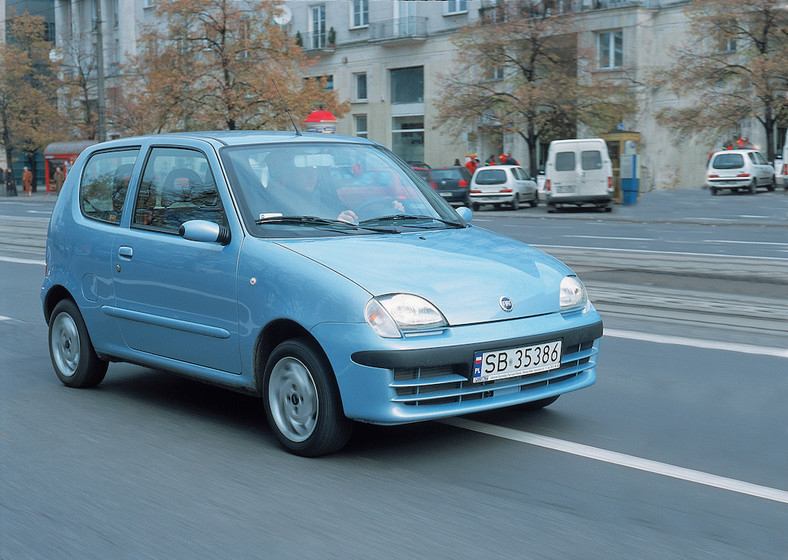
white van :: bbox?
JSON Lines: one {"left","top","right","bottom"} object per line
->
{"left": 777, "top": 130, "right": 788, "bottom": 191}
{"left": 544, "top": 138, "right": 613, "bottom": 211}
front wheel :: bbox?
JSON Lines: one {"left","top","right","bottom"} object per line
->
{"left": 263, "top": 338, "right": 352, "bottom": 457}
{"left": 48, "top": 299, "right": 108, "bottom": 388}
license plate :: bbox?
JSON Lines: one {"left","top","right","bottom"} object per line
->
{"left": 439, "top": 192, "right": 451, "bottom": 197}
{"left": 556, "top": 185, "right": 575, "bottom": 193}
{"left": 473, "top": 340, "right": 562, "bottom": 383}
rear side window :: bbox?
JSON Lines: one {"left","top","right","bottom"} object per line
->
{"left": 80, "top": 149, "right": 139, "bottom": 224}
{"left": 581, "top": 150, "right": 603, "bottom": 170}
{"left": 712, "top": 153, "right": 745, "bottom": 169}
{"left": 554, "top": 152, "right": 575, "bottom": 172}
{"left": 475, "top": 169, "right": 507, "bottom": 185}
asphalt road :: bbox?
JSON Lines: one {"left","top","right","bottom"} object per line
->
{"left": 1, "top": 190, "right": 787, "bottom": 559}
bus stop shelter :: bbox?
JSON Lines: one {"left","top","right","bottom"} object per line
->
{"left": 43, "top": 140, "right": 97, "bottom": 193}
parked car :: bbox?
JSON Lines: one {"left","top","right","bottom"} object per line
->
{"left": 544, "top": 138, "right": 613, "bottom": 211}
{"left": 42, "top": 131, "right": 602, "bottom": 457}
{"left": 469, "top": 165, "right": 538, "bottom": 210}
{"left": 706, "top": 149, "right": 775, "bottom": 195}
{"left": 413, "top": 166, "right": 472, "bottom": 206}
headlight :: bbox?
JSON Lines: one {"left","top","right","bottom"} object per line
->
{"left": 365, "top": 294, "right": 447, "bottom": 338}
{"left": 560, "top": 276, "right": 588, "bottom": 310}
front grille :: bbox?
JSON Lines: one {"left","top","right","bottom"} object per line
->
{"left": 390, "top": 340, "right": 596, "bottom": 406}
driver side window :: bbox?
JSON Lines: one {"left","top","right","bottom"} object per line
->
{"left": 133, "top": 147, "right": 226, "bottom": 233}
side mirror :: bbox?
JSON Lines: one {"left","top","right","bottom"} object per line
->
{"left": 179, "top": 220, "right": 231, "bottom": 245}
{"left": 455, "top": 206, "right": 473, "bottom": 223}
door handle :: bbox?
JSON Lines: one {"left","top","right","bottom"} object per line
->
{"left": 118, "top": 246, "right": 133, "bottom": 259}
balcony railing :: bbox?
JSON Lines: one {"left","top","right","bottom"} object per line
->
{"left": 369, "top": 17, "right": 427, "bottom": 43}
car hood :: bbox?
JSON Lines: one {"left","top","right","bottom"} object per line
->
{"left": 274, "top": 227, "right": 573, "bottom": 326}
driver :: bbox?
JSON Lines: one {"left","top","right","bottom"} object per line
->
{"left": 268, "top": 156, "right": 358, "bottom": 223}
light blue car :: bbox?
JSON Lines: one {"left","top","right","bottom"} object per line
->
{"left": 42, "top": 131, "right": 602, "bottom": 456}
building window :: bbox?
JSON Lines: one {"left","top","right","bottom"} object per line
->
{"left": 719, "top": 38, "right": 737, "bottom": 53}
{"left": 354, "top": 73, "right": 367, "bottom": 102}
{"left": 355, "top": 115, "right": 368, "bottom": 138}
{"left": 392, "top": 116, "right": 424, "bottom": 165}
{"left": 352, "top": 0, "right": 369, "bottom": 28}
{"left": 391, "top": 67, "right": 424, "bottom": 105}
{"left": 598, "top": 30, "right": 623, "bottom": 69}
{"left": 310, "top": 5, "right": 326, "bottom": 49}
{"left": 446, "top": 0, "right": 467, "bottom": 15}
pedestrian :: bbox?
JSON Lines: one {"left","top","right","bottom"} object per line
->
{"left": 22, "top": 166, "right": 33, "bottom": 197}
{"left": 485, "top": 154, "right": 496, "bottom": 166}
{"left": 453, "top": 158, "right": 461, "bottom": 166}
{"left": 504, "top": 153, "right": 518, "bottom": 165}
{"left": 5, "top": 168, "right": 18, "bottom": 197}
{"left": 53, "top": 165, "right": 65, "bottom": 194}
{"left": 742, "top": 137, "right": 754, "bottom": 149}
{"left": 465, "top": 157, "right": 478, "bottom": 175}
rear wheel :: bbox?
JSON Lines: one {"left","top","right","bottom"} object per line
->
{"left": 710, "top": 187, "right": 717, "bottom": 195}
{"left": 511, "top": 194, "right": 520, "bottom": 210}
{"left": 263, "top": 338, "right": 352, "bottom": 457}
{"left": 48, "top": 299, "right": 108, "bottom": 388}
{"left": 749, "top": 180, "right": 757, "bottom": 194}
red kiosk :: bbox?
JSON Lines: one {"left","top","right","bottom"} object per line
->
{"left": 43, "top": 140, "right": 98, "bottom": 193}
{"left": 304, "top": 110, "right": 337, "bottom": 134}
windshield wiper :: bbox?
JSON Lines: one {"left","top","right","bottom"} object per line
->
{"left": 358, "top": 214, "right": 465, "bottom": 229}
{"left": 255, "top": 215, "right": 394, "bottom": 233}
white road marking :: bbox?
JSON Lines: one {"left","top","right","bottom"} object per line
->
{"left": 442, "top": 417, "right": 788, "bottom": 505}
{"left": 0, "top": 315, "right": 12, "bottom": 322}
{"left": 605, "top": 328, "right": 788, "bottom": 359}
{"left": 0, "top": 256, "right": 45, "bottom": 266}
{"left": 703, "top": 239, "right": 788, "bottom": 247}
{"left": 533, "top": 244, "right": 788, "bottom": 262}
{"left": 565, "top": 235, "right": 654, "bottom": 241}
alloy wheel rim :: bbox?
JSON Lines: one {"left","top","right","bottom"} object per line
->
{"left": 51, "top": 312, "right": 80, "bottom": 377}
{"left": 268, "top": 357, "right": 318, "bottom": 443}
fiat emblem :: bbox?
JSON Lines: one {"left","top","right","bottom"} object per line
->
{"left": 499, "top": 297, "right": 513, "bottom": 312}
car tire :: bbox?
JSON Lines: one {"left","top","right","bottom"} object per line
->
{"left": 519, "top": 395, "right": 560, "bottom": 410}
{"left": 48, "top": 299, "right": 108, "bottom": 388}
{"left": 471, "top": 202, "right": 480, "bottom": 211}
{"left": 511, "top": 194, "right": 519, "bottom": 210}
{"left": 263, "top": 338, "right": 352, "bottom": 457}
{"left": 710, "top": 187, "right": 717, "bottom": 196}
{"left": 768, "top": 178, "right": 776, "bottom": 192}
{"left": 749, "top": 180, "right": 757, "bottom": 194}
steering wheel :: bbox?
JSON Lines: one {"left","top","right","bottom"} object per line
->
{"left": 353, "top": 197, "right": 406, "bottom": 220}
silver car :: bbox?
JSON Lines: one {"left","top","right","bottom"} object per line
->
{"left": 706, "top": 149, "right": 775, "bottom": 195}
{"left": 469, "top": 165, "right": 538, "bottom": 210}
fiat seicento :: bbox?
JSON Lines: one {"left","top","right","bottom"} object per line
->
{"left": 42, "top": 132, "right": 603, "bottom": 456}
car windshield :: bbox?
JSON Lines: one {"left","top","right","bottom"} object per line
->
{"left": 431, "top": 168, "right": 462, "bottom": 180}
{"left": 221, "top": 142, "right": 464, "bottom": 237}
{"left": 712, "top": 153, "right": 745, "bottom": 169}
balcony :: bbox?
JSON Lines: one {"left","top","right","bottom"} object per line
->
{"left": 369, "top": 17, "right": 427, "bottom": 45}
{"left": 302, "top": 31, "right": 334, "bottom": 53}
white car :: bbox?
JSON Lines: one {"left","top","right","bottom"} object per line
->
{"left": 706, "top": 149, "right": 775, "bottom": 195}
{"left": 469, "top": 165, "right": 538, "bottom": 210}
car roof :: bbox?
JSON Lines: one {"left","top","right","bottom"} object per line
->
{"left": 712, "top": 149, "right": 759, "bottom": 155}
{"left": 475, "top": 165, "right": 519, "bottom": 170}
{"left": 85, "top": 131, "right": 377, "bottom": 150}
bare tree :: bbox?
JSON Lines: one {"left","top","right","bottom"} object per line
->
{"left": 436, "top": 1, "right": 633, "bottom": 172}
{"left": 652, "top": 0, "right": 788, "bottom": 160}
{"left": 118, "top": 0, "right": 348, "bottom": 134}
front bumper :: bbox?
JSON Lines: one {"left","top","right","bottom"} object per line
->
{"left": 312, "top": 308, "right": 603, "bottom": 425}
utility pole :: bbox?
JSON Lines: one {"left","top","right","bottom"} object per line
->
{"left": 95, "top": 0, "right": 107, "bottom": 142}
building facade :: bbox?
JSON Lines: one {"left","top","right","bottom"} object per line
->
{"left": 49, "top": 0, "right": 786, "bottom": 191}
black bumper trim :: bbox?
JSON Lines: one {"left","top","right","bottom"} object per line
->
{"left": 352, "top": 320, "right": 603, "bottom": 369}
